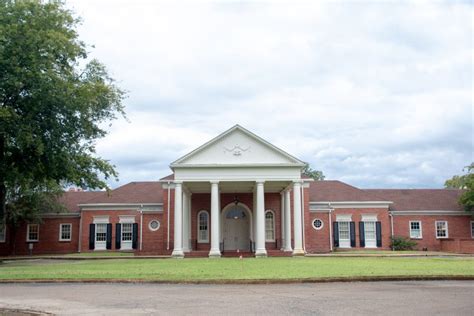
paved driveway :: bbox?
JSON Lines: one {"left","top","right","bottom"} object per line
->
{"left": 0, "top": 281, "right": 472, "bottom": 315}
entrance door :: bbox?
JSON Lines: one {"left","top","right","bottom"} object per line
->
{"left": 338, "top": 221, "right": 351, "bottom": 248}
{"left": 223, "top": 206, "right": 250, "bottom": 251}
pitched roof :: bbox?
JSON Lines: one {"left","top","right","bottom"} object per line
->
{"left": 365, "top": 189, "right": 464, "bottom": 211}
{"left": 308, "top": 180, "right": 387, "bottom": 202}
{"left": 85, "top": 181, "right": 163, "bottom": 204}
{"left": 57, "top": 191, "right": 105, "bottom": 213}
{"left": 160, "top": 174, "right": 174, "bottom": 181}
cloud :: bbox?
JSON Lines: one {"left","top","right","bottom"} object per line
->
{"left": 66, "top": 0, "right": 472, "bottom": 189}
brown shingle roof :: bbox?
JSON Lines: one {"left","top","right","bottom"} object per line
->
{"left": 57, "top": 191, "right": 105, "bottom": 213}
{"left": 365, "top": 189, "right": 464, "bottom": 211}
{"left": 308, "top": 180, "right": 386, "bottom": 202}
{"left": 160, "top": 174, "right": 174, "bottom": 181}
{"left": 85, "top": 181, "right": 163, "bottom": 204}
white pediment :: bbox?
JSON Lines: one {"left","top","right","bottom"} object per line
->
{"left": 171, "top": 125, "right": 305, "bottom": 168}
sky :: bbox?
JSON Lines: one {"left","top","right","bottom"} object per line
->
{"left": 66, "top": 0, "right": 473, "bottom": 189}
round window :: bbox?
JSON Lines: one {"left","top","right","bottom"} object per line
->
{"left": 312, "top": 219, "right": 323, "bottom": 230}
{"left": 149, "top": 220, "right": 160, "bottom": 231}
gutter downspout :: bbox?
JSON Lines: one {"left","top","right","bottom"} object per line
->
{"left": 167, "top": 181, "right": 171, "bottom": 251}
{"left": 78, "top": 209, "right": 83, "bottom": 253}
{"left": 329, "top": 203, "right": 333, "bottom": 252}
{"left": 389, "top": 212, "right": 394, "bottom": 251}
{"left": 140, "top": 205, "right": 143, "bottom": 251}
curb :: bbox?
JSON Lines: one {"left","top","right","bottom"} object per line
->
{"left": 0, "top": 275, "right": 473, "bottom": 285}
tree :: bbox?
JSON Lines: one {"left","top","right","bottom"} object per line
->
{"left": 445, "top": 163, "right": 474, "bottom": 214}
{"left": 302, "top": 163, "right": 325, "bottom": 180}
{"left": 0, "top": 1, "right": 125, "bottom": 224}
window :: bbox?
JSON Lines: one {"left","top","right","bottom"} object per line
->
{"left": 95, "top": 223, "right": 107, "bottom": 242}
{"left": 197, "top": 211, "right": 209, "bottom": 243}
{"left": 59, "top": 224, "right": 72, "bottom": 241}
{"left": 27, "top": 224, "right": 39, "bottom": 242}
{"left": 470, "top": 221, "right": 474, "bottom": 239}
{"left": 435, "top": 221, "right": 448, "bottom": 238}
{"left": 265, "top": 211, "right": 275, "bottom": 241}
{"left": 121, "top": 223, "right": 133, "bottom": 242}
{"left": 364, "top": 221, "right": 376, "bottom": 240}
{"left": 312, "top": 219, "right": 323, "bottom": 230}
{"left": 148, "top": 220, "right": 160, "bottom": 231}
{"left": 0, "top": 223, "right": 5, "bottom": 242}
{"left": 338, "top": 221, "right": 350, "bottom": 240}
{"left": 409, "top": 221, "right": 422, "bottom": 239}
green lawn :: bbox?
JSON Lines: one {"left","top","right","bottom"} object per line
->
{"left": 0, "top": 257, "right": 473, "bottom": 281}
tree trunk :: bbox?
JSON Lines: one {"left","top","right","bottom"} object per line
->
{"left": 0, "top": 132, "right": 5, "bottom": 220}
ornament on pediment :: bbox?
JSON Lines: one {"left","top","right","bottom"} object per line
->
{"left": 223, "top": 144, "right": 250, "bottom": 156}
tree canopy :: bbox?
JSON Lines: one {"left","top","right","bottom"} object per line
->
{"left": 302, "top": 163, "right": 325, "bottom": 181}
{"left": 0, "top": 0, "right": 125, "bottom": 223}
{"left": 445, "top": 162, "right": 473, "bottom": 214}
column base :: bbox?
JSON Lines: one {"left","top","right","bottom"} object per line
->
{"left": 208, "top": 249, "right": 221, "bottom": 258}
{"left": 171, "top": 249, "right": 185, "bottom": 258}
{"left": 292, "top": 248, "right": 305, "bottom": 256}
{"left": 255, "top": 249, "right": 267, "bottom": 257}
{"left": 283, "top": 247, "right": 293, "bottom": 252}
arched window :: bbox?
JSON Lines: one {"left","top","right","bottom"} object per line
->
{"left": 197, "top": 210, "right": 209, "bottom": 243}
{"left": 265, "top": 210, "right": 275, "bottom": 242}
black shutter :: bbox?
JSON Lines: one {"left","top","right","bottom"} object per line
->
{"left": 376, "top": 221, "right": 382, "bottom": 247}
{"left": 115, "top": 223, "right": 121, "bottom": 250}
{"left": 350, "top": 222, "right": 356, "bottom": 247}
{"left": 106, "top": 223, "right": 112, "bottom": 250}
{"left": 359, "top": 222, "right": 365, "bottom": 248}
{"left": 333, "top": 222, "right": 339, "bottom": 247}
{"left": 132, "top": 223, "right": 138, "bottom": 249}
{"left": 89, "top": 224, "right": 95, "bottom": 250}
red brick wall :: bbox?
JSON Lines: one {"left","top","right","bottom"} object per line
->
{"left": 440, "top": 238, "right": 474, "bottom": 254}
{"left": 4, "top": 218, "right": 80, "bottom": 255}
{"left": 140, "top": 213, "right": 168, "bottom": 254}
{"left": 392, "top": 215, "right": 473, "bottom": 251}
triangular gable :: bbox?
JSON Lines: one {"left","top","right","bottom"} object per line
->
{"left": 171, "top": 125, "right": 305, "bottom": 167}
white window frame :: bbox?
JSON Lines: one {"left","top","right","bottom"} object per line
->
{"left": 265, "top": 210, "right": 275, "bottom": 242}
{"left": 59, "top": 223, "right": 72, "bottom": 241}
{"left": 337, "top": 220, "right": 351, "bottom": 248}
{"left": 470, "top": 221, "right": 474, "bottom": 239}
{"left": 409, "top": 221, "right": 422, "bottom": 239}
{"left": 0, "top": 223, "right": 5, "bottom": 243}
{"left": 26, "top": 224, "right": 39, "bottom": 242}
{"left": 435, "top": 221, "right": 448, "bottom": 239}
{"left": 197, "top": 210, "right": 209, "bottom": 243}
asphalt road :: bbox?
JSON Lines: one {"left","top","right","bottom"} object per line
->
{"left": 0, "top": 281, "right": 472, "bottom": 315}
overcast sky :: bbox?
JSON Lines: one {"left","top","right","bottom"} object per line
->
{"left": 67, "top": 0, "right": 472, "bottom": 189}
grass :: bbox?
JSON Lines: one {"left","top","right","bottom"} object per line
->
{"left": 0, "top": 257, "right": 473, "bottom": 281}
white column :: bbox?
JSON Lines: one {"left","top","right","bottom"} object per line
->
{"left": 172, "top": 181, "right": 184, "bottom": 258}
{"left": 252, "top": 187, "right": 257, "bottom": 250}
{"left": 284, "top": 189, "right": 292, "bottom": 251}
{"left": 209, "top": 181, "right": 221, "bottom": 258}
{"left": 280, "top": 192, "right": 285, "bottom": 250}
{"left": 182, "top": 190, "right": 190, "bottom": 252}
{"left": 292, "top": 181, "right": 304, "bottom": 256}
{"left": 255, "top": 180, "right": 267, "bottom": 257}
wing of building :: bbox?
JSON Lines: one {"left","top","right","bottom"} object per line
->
{"left": 1, "top": 125, "right": 472, "bottom": 256}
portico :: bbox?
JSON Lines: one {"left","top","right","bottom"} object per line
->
{"left": 166, "top": 125, "right": 310, "bottom": 258}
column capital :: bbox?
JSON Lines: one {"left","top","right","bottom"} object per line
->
{"left": 255, "top": 180, "right": 265, "bottom": 185}
{"left": 210, "top": 180, "right": 219, "bottom": 185}
{"left": 292, "top": 180, "right": 303, "bottom": 185}
{"left": 174, "top": 180, "right": 183, "bottom": 185}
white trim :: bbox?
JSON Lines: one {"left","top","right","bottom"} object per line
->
{"left": 265, "top": 210, "right": 276, "bottom": 242}
{"left": 435, "top": 221, "right": 449, "bottom": 239}
{"left": 26, "top": 224, "right": 39, "bottom": 242}
{"left": 93, "top": 216, "right": 109, "bottom": 224}
{"left": 471, "top": 221, "right": 474, "bottom": 239}
{"left": 80, "top": 204, "right": 163, "bottom": 211}
{"left": 409, "top": 220, "right": 423, "bottom": 239}
{"left": 148, "top": 219, "right": 160, "bottom": 231}
{"left": 310, "top": 201, "right": 392, "bottom": 209}
{"left": 197, "top": 210, "right": 209, "bottom": 243}
{"left": 335, "top": 214, "right": 352, "bottom": 222}
{"left": 361, "top": 214, "right": 378, "bottom": 222}
{"left": 58, "top": 223, "right": 72, "bottom": 241}
{"left": 170, "top": 125, "right": 306, "bottom": 168}
{"left": 391, "top": 210, "right": 468, "bottom": 216}
{"left": 312, "top": 218, "right": 324, "bottom": 230}
{"left": 119, "top": 215, "right": 135, "bottom": 224}
{"left": 40, "top": 213, "right": 80, "bottom": 218}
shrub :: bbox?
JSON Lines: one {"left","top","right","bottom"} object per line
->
{"left": 390, "top": 236, "right": 418, "bottom": 251}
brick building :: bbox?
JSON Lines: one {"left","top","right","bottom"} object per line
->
{"left": 0, "top": 125, "right": 473, "bottom": 256}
